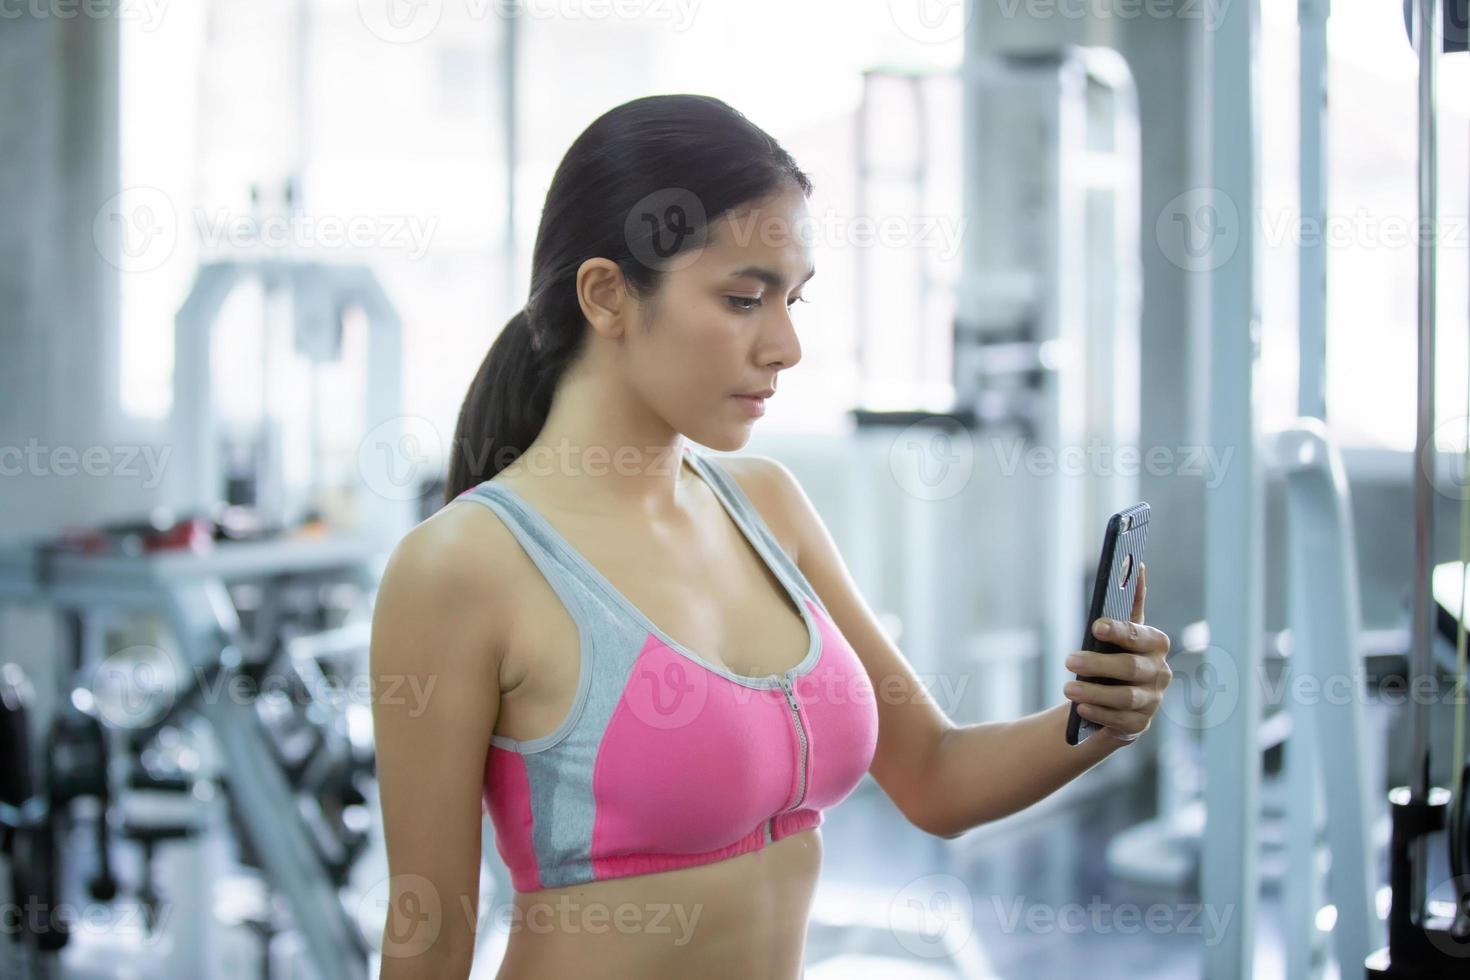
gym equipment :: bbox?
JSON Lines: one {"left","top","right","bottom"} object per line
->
{"left": 0, "top": 247, "right": 410, "bottom": 979}
{"left": 1273, "top": 423, "right": 1378, "bottom": 978}
{"left": 1364, "top": 0, "right": 1470, "bottom": 975}
{"left": 0, "top": 663, "right": 56, "bottom": 974}
{"left": 0, "top": 528, "right": 389, "bottom": 980}
{"left": 117, "top": 721, "right": 206, "bottom": 937}
{"left": 0, "top": 668, "right": 123, "bottom": 974}
{"left": 170, "top": 255, "right": 413, "bottom": 548}
{"left": 1199, "top": 3, "right": 1265, "bottom": 975}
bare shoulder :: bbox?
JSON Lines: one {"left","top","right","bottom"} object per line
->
{"left": 388, "top": 499, "right": 515, "bottom": 598}
{"left": 373, "top": 495, "right": 525, "bottom": 675}
{"left": 710, "top": 453, "right": 809, "bottom": 562}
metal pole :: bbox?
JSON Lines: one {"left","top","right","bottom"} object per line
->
{"left": 1409, "top": 0, "right": 1441, "bottom": 803}
{"left": 1204, "top": 0, "right": 1264, "bottom": 976}
{"left": 1299, "top": 0, "right": 1328, "bottom": 423}
{"left": 1407, "top": 0, "right": 1442, "bottom": 924}
{"left": 1284, "top": 6, "right": 1329, "bottom": 975}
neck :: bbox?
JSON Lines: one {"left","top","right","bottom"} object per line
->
{"left": 504, "top": 365, "right": 695, "bottom": 519}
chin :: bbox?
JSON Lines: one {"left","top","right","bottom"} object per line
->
{"left": 687, "top": 424, "right": 753, "bottom": 454}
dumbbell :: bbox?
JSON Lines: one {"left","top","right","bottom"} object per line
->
{"left": 48, "top": 699, "right": 118, "bottom": 902}
{"left": 0, "top": 663, "right": 66, "bottom": 954}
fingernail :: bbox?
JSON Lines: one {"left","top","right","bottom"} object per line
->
{"left": 1094, "top": 620, "right": 1111, "bottom": 637}
{"left": 1066, "top": 655, "right": 1082, "bottom": 670}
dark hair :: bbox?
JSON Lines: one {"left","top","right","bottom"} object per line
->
{"left": 444, "top": 94, "right": 812, "bottom": 503}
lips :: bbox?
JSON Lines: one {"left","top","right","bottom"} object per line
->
{"left": 733, "top": 393, "right": 768, "bottom": 416}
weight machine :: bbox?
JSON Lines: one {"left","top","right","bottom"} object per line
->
{"left": 0, "top": 252, "right": 412, "bottom": 979}
{"left": 1364, "top": 1, "right": 1470, "bottom": 975}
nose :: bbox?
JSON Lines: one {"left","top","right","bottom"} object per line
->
{"left": 762, "top": 307, "right": 802, "bottom": 372}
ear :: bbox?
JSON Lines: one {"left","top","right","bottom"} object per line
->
{"left": 576, "top": 258, "right": 628, "bottom": 339}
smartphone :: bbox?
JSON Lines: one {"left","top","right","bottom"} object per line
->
{"left": 1066, "top": 502, "right": 1151, "bottom": 746}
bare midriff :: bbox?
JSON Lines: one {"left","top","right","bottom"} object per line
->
{"left": 492, "top": 827, "right": 821, "bottom": 979}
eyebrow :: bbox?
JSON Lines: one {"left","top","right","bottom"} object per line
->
{"left": 727, "top": 265, "right": 816, "bottom": 290}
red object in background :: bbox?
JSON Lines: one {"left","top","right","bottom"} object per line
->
{"left": 52, "top": 514, "right": 217, "bottom": 557}
{"left": 52, "top": 528, "right": 113, "bottom": 555}
{"left": 143, "top": 517, "right": 214, "bottom": 554}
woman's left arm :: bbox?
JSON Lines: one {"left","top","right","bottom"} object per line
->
{"left": 754, "top": 457, "right": 1172, "bottom": 840}
{"left": 920, "top": 567, "right": 1172, "bottom": 838}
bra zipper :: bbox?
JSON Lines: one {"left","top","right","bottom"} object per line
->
{"left": 767, "top": 672, "right": 809, "bottom": 845}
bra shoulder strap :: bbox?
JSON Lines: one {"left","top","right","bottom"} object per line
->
{"left": 687, "top": 450, "right": 831, "bottom": 619}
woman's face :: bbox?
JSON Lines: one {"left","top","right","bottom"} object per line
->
{"left": 622, "top": 185, "right": 815, "bottom": 453}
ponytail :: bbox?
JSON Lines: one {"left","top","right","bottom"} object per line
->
{"left": 444, "top": 309, "right": 559, "bottom": 502}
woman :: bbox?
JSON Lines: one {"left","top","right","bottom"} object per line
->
{"left": 369, "top": 93, "right": 1173, "bottom": 979}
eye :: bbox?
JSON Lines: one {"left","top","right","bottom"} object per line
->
{"left": 726, "top": 295, "right": 810, "bottom": 312}
{"left": 727, "top": 295, "right": 761, "bottom": 312}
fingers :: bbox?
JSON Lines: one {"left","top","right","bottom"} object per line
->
{"left": 1089, "top": 618, "right": 1168, "bottom": 656}
{"left": 1075, "top": 702, "right": 1150, "bottom": 738}
{"left": 1130, "top": 562, "right": 1147, "bottom": 625}
{"left": 1068, "top": 649, "right": 1156, "bottom": 684}
{"left": 1066, "top": 678, "right": 1154, "bottom": 712}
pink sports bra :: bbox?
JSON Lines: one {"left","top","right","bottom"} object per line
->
{"left": 454, "top": 447, "right": 879, "bottom": 892}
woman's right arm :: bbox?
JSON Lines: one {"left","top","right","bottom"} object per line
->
{"left": 370, "top": 509, "right": 507, "bottom": 979}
